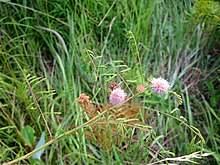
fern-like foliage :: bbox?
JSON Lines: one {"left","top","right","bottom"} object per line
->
{"left": 78, "top": 93, "right": 150, "bottom": 150}
{"left": 0, "top": 73, "right": 55, "bottom": 136}
{"left": 170, "top": 91, "right": 183, "bottom": 105}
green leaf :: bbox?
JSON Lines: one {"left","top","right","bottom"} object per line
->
{"left": 21, "top": 125, "right": 36, "bottom": 145}
{"left": 180, "top": 116, "right": 187, "bottom": 122}
{"left": 170, "top": 108, "right": 179, "bottom": 114}
{"left": 151, "top": 135, "right": 164, "bottom": 146}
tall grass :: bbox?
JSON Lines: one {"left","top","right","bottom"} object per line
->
{"left": 0, "top": 0, "right": 219, "bottom": 164}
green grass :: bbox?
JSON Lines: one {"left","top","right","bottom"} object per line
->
{"left": 0, "top": 0, "right": 220, "bottom": 164}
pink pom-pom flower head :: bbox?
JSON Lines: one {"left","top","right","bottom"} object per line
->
{"left": 109, "top": 88, "right": 127, "bottom": 105}
{"left": 136, "top": 84, "right": 146, "bottom": 93}
{"left": 150, "top": 77, "right": 170, "bottom": 94}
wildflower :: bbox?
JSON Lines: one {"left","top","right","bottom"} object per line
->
{"left": 136, "top": 84, "right": 146, "bottom": 93}
{"left": 109, "top": 82, "right": 119, "bottom": 90}
{"left": 109, "top": 88, "right": 127, "bottom": 105}
{"left": 78, "top": 93, "right": 96, "bottom": 117}
{"left": 78, "top": 93, "right": 91, "bottom": 104}
{"left": 150, "top": 77, "right": 170, "bottom": 94}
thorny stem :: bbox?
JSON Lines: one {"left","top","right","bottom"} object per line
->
{"left": 110, "top": 59, "right": 134, "bottom": 96}
{"left": 3, "top": 139, "right": 56, "bottom": 165}
{"left": 127, "top": 30, "right": 144, "bottom": 84}
{"left": 13, "top": 57, "right": 53, "bottom": 139}
{"left": 4, "top": 91, "right": 138, "bottom": 164}
{"left": 146, "top": 107, "right": 205, "bottom": 147}
{"left": 3, "top": 106, "right": 113, "bottom": 165}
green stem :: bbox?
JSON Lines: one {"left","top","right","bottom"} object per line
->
{"left": 127, "top": 30, "right": 144, "bottom": 84}
{"left": 4, "top": 108, "right": 109, "bottom": 165}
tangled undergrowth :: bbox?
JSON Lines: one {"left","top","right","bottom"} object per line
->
{"left": 1, "top": 0, "right": 219, "bottom": 164}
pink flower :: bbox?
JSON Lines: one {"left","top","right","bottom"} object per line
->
{"left": 109, "top": 88, "right": 127, "bottom": 105}
{"left": 150, "top": 77, "right": 170, "bottom": 94}
{"left": 136, "top": 85, "right": 145, "bottom": 93}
